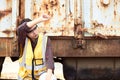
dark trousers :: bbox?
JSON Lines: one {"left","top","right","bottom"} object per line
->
{"left": 0, "top": 57, "right": 5, "bottom": 76}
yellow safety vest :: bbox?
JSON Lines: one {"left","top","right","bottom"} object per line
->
{"left": 18, "top": 34, "right": 48, "bottom": 80}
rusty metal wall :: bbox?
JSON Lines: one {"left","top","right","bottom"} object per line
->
{"left": 0, "top": 0, "right": 18, "bottom": 56}
{"left": 0, "top": 0, "right": 120, "bottom": 56}
{"left": 51, "top": 36, "right": 120, "bottom": 57}
{"left": 23, "top": 0, "right": 120, "bottom": 37}
{"left": 83, "top": 0, "right": 120, "bottom": 36}
{"left": 25, "top": 0, "right": 75, "bottom": 36}
{"left": 0, "top": 0, "right": 18, "bottom": 37}
{"left": 0, "top": 0, "right": 13, "bottom": 37}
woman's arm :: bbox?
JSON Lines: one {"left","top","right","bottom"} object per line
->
{"left": 45, "top": 38, "right": 55, "bottom": 80}
{"left": 26, "top": 14, "right": 50, "bottom": 28}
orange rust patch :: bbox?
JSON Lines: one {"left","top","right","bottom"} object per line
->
{"left": 2, "top": 29, "right": 11, "bottom": 35}
{"left": 0, "top": 9, "right": 12, "bottom": 20}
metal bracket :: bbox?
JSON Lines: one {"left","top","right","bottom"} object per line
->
{"left": 72, "top": 38, "right": 86, "bottom": 49}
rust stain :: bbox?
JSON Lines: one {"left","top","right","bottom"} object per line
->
{"left": 100, "top": 0, "right": 110, "bottom": 7}
{"left": 62, "top": 4, "right": 64, "bottom": 7}
{"left": 19, "top": 0, "right": 25, "bottom": 21}
{"left": 33, "top": 12, "right": 38, "bottom": 16}
{"left": 0, "top": 9, "right": 12, "bottom": 20}
{"left": 113, "top": 0, "right": 117, "bottom": 18}
{"left": 38, "top": 0, "right": 59, "bottom": 16}
{"left": 44, "top": 4, "right": 49, "bottom": 10}
{"left": 85, "top": 20, "right": 120, "bottom": 36}
{"left": 74, "top": 17, "right": 85, "bottom": 38}
{"left": 2, "top": 29, "right": 11, "bottom": 35}
{"left": 50, "top": 0, "right": 58, "bottom": 7}
{"left": 114, "top": 10, "right": 116, "bottom": 17}
{"left": 32, "top": 0, "right": 73, "bottom": 36}
{"left": 6, "top": 0, "right": 11, "bottom": 3}
{"left": 92, "top": 20, "right": 104, "bottom": 28}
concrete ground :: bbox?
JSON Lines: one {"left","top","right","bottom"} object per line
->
{"left": 0, "top": 57, "right": 65, "bottom": 80}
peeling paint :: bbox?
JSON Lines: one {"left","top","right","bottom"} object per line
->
{"left": 100, "top": 0, "right": 110, "bottom": 7}
{"left": 0, "top": 9, "right": 12, "bottom": 20}
{"left": 2, "top": 29, "right": 11, "bottom": 35}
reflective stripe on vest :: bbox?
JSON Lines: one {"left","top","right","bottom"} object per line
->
{"left": 18, "top": 34, "right": 48, "bottom": 79}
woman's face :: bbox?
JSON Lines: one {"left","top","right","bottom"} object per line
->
{"left": 27, "top": 25, "right": 39, "bottom": 40}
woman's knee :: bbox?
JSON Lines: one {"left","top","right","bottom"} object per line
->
{"left": 39, "top": 72, "right": 57, "bottom": 80}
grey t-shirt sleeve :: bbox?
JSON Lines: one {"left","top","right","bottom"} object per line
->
{"left": 17, "top": 22, "right": 31, "bottom": 35}
{"left": 17, "top": 22, "right": 33, "bottom": 42}
{"left": 17, "top": 22, "right": 31, "bottom": 53}
{"left": 45, "top": 38, "right": 54, "bottom": 70}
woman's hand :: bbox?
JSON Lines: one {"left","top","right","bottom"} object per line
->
{"left": 37, "top": 13, "right": 51, "bottom": 22}
{"left": 45, "top": 69, "right": 53, "bottom": 80}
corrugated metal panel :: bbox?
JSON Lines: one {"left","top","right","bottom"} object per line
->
{"left": 0, "top": 0, "right": 18, "bottom": 37}
{"left": 0, "top": 0, "right": 18, "bottom": 56}
{"left": 25, "top": 0, "right": 76, "bottom": 36}
{"left": 24, "top": 0, "right": 120, "bottom": 37}
{"left": 84, "top": 0, "right": 120, "bottom": 36}
{"left": 0, "top": 0, "right": 13, "bottom": 37}
{"left": 1, "top": 0, "right": 120, "bottom": 37}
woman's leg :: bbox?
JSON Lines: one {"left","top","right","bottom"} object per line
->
{"left": 0, "top": 57, "right": 5, "bottom": 77}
